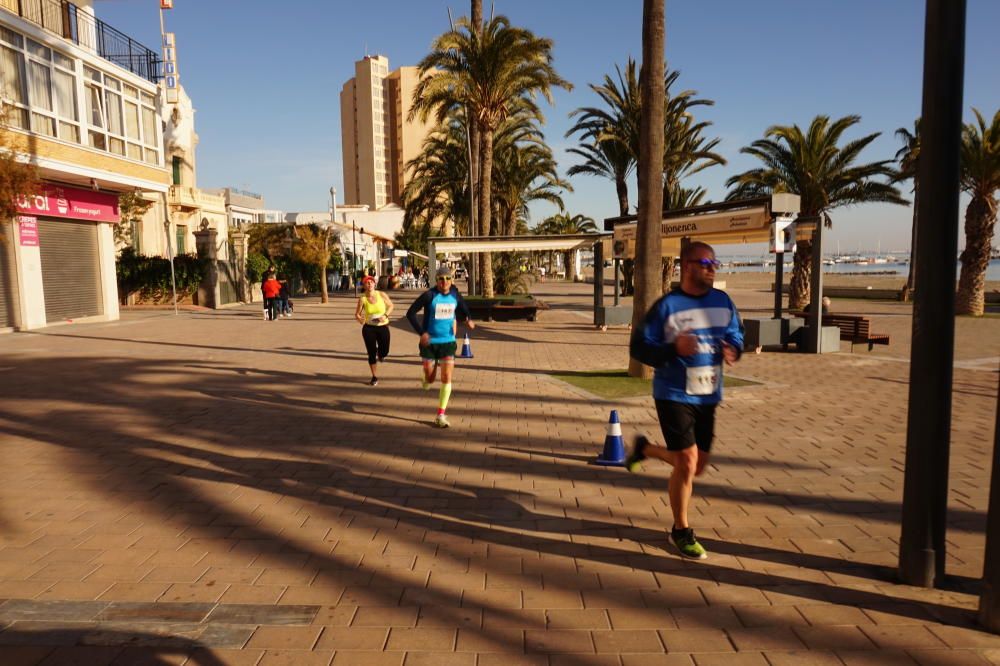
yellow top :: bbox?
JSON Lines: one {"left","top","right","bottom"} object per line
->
{"left": 359, "top": 291, "right": 388, "bottom": 325}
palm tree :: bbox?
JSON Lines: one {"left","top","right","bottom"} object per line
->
{"left": 491, "top": 105, "right": 568, "bottom": 238}
{"left": 566, "top": 60, "right": 641, "bottom": 217}
{"left": 537, "top": 213, "right": 597, "bottom": 282}
{"left": 631, "top": 0, "right": 666, "bottom": 379}
{"left": 726, "top": 115, "right": 905, "bottom": 309}
{"left": 567, "top": 58, "right": 723, "bottom": 299}
{"left": 956, "top": 108, "right": 1000, "bottom": 316}
{"left": 413, "top": 15, "right": 571, "bottom": 298}
{"left": 400, "top": 111, "right": 472, "bottom": 252}
{"left": 894, "top": 120, "right": 920, "bottom": 301}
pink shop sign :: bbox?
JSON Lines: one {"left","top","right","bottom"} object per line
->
{"left": 17, "top": 216, "right": 38, "bottom": 246}
{"left": 15, "top": 184, "right": 120, "bottom": 223}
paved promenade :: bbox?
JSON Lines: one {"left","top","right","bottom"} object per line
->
{"left": 0, "top": 281, "right": 997, "bottom": 665}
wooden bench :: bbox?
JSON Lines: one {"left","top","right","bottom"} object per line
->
{"left": 792, "top": 311, "right": 890, "bottom": 351}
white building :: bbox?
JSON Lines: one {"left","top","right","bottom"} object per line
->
{"left": 0, "top": 0, "right": 169, "bottom": 331}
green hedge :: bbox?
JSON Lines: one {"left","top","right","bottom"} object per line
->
{"left": 116, "top": 248, "right": 206, "bottom": 303}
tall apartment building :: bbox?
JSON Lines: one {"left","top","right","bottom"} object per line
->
{"left": 0, "top": 0, "right": 170, "bottom": 331}
{"left": 339, "top": 55, "right": 433, "bottom": 209}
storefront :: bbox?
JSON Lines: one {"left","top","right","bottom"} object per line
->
{"left": 5, "top": 183, "right": 121, "bottom": 330}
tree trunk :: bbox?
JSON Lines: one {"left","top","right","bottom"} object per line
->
{"left": 660, "top": 255, "right": 675, "bottom": 292}
{"left": 789, "top": 237, "right": 813, "bottom": 310}
{"left": 479, "top": 127, "right": 495, "bottom": 298}
{"left": 566, "top": 250, "right": 577, "bottom": 282}
{"left": 901, "top": 187, "right": 919, "bottom": 302}
{"left": 616, "top": 175, "right": 629, "bottom": 216}
{"left": 956, "top": 195, "right": 998, "bottom": 316}
{"left": 622, "top": 259, "right": 635, "bottom": 295}
{"left": 629, "top": 0, "right": 665, "bottom": 380}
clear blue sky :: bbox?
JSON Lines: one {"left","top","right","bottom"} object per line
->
{"left": 94, "top": 0, "right": 999, "bottom": 253}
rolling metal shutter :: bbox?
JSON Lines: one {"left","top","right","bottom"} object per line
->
{"left": 0, "top": 231, "right": 16, "bottom": 328}
{"left": 38, "top": 219, "right": 103, "bottom": 323}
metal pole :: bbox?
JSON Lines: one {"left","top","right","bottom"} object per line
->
{"left": 593, "top": 240, "right": 604, "bottom": 326}
{"left": 613, "top": 258, "right": 620, "bottom": 307}
{"left": 774, "top": 251, "right": 784, "bottom": 319}
{"left": 808, "top": 217, "right": 824, "bottom": 353}
{"left": 980, "top": 384, "right": 1000, "bottom": 632}
{"left": 352, "top": 221, "right": 358, "bottom": 297}
{"left": 162, "top": 193, "right": 178, "bottom": 316}
{"left": 898, "top": 0, "right": 966, "bottom": 588}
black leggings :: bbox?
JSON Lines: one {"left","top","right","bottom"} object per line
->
{"left": 361, "top": 324, "right": 390, "bottom": 365}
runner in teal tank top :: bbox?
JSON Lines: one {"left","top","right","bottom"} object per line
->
{"left": 405, "top": 266, "right": 475, "bottom": 428}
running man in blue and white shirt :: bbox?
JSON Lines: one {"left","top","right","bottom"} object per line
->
{"left": 406, "top": 266, "right": 474, "bottom": 428}
{"left": 626, "top": 241, "right": 744, "bottom": 560}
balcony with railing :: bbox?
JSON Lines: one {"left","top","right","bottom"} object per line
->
{"left": 0, "top": 0, "right": 160, "bottom": 83}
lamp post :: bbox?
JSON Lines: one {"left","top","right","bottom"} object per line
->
{"left": 352, "top": 221, "right": 358, "bottom": 297}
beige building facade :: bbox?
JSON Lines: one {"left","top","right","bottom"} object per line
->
{"left": 339, "top": 55, "right": 433, "bottom": 209}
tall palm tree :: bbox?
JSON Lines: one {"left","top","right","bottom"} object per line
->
{"left": 567, "top": 58, "right": 723, "bottom": 299}
{"left": 412, "top": 15, "right": 571, "bottom": 298}
{"left": 956, "top": 108, "right": 1000, "bottom": 316}
{"left": 894, "top": 120, "right": 921, "bottom": 301}
{"left": 631, "top": 0, "right": 666, "bottom": 379}
{"left": 401, "top": 111, "right": 472, "bottom": 251}
{"left": 566, "top": 60, "right": 641, "bottom": 217}
{"left": 726, "top": 115, "right": 905, "bottom": 309}
{"left": 537, "top": 212, "right": 597, "bottom": 282}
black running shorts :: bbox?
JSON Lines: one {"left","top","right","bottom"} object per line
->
{"left": 420, "top": 341, "right": 457, "bottom": 361}
{"left": 655, "top": 400, "right": 718, "bottom": 452}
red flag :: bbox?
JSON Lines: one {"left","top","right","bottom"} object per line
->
{"left": 161, "top": 0, "right": 173, "bottom": 8}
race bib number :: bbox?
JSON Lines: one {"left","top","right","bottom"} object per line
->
{"left": 435, "top": 302, "right": 456, "bottom": 320}
{"left": 686, "top": 365, "right": 721, "bottom": 396}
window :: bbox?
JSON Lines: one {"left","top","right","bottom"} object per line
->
{"left": 172, "top": 155, "right": 181, "bottom": 185}
{"left": 82, "top": 64, "right": 160, "bottom": 164}
{"left": 0, "top": 45, "right": 28, "bottom": 128}
{"left": 175, "top": 225, "right": 186, "bottom": 254}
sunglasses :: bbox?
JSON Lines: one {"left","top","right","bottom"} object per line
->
{"left": 688, "top": 258, "right": 721, "bottom": 269}
{"left": 437, "top": 276, "right": 452, "bottom": 282}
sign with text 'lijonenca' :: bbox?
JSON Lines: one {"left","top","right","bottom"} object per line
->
{"left": 15, "top": 185, "right": 120, "bottom": 223}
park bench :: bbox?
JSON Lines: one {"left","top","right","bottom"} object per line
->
{"left": 792, "top": 312, "right": 890, "bottom": 352}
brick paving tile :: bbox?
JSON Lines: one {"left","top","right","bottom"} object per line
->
{"left": 909, "top": 649, "right": 994, "bottom": 665}
{"left": 244, "top": 626, "right": 323, "bottom": 650}
{"left": 547, "top": 656, "right": 621, "bottom": 666}
{"left": 482, "top": 609, "right": 545, "bottom": 629}
{"left": 383, "top": 627, "right": 456, "bottom": 651}
{"left": 796, "top": 604, "right": 874, "bottom": 625}
{"left": 157, "top": 584, "right": 228, "bottom": 604}
{"left": 453, "top": 627, "right": 522, "bottom": 652}
{"left": 793, "top": 625, "right": 877, "bottom": 651}
{"left": 217, "top": 585, "right": 286, "bottom": 605}
{"left": 927, "top": 626, "right": 1000, "bottom": 649}
{"left": 689, "top": 653, "right": 771, "bottom": 666}
{"left": 730, "top": 605, "right": 807, "bottom": 628}
{"left": 544, "top": 609, "right": 610, "bottom": 629}
{"left": 329, "top": 653, "right": 403, "bottom": 666}
{"left": 836, "top": 649, "right": 919, "bottom": 665}
{"left": 197, "top": 624, "right": 256, "bottom": 649}
{"left": 401, "top": 652, "right": 475, "bottom": 666}
{"left": 669, "top": 606, "right": 742, "bottom": 629}
{"left": 524, "top": 629, "right": 595, "bottom": 653}
{"left": 255, "top": 649, "right": 333, "bottom": 665}
{"left": 859, "top": 625, "right": 949, "bottom": 649}
{"left": 657, "top": 628, "right": 733, "bottom": 653}
{"left": 606, "top": 608, "right": 675, "bottom": 630}
{"left": 727, "top": 626, "right": 806, "bottom": 651}
{"left": 35, "top": 645, "right": 124, "bottom": 664}
{"left": 313, "top": 627, "right": 388, "bottom": 651}
{"left": 186, "top": 649, "right": 265, "bottom": 665}
{"left": 351, "top": 606, "right": 419, "bottom": 627}
{"left": 592, "top": 628, "right": 663, "bottom": 653}
{"left": 96, "top": 583, "right": 171, "bottom": 603}
{"left": 415, "top": 606, "right": 481, "bottom": 628}
{"left": 0, "top": 646, "right": 56, "bottom": 666}
{"left": 475, "top": 654, "right": 547, "bottom": 666}
{"left": 760, "top": 650, "right": 843, "bottom": 666}
{"left": 111, "top": 647, "right": 190, "bottom": 664}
